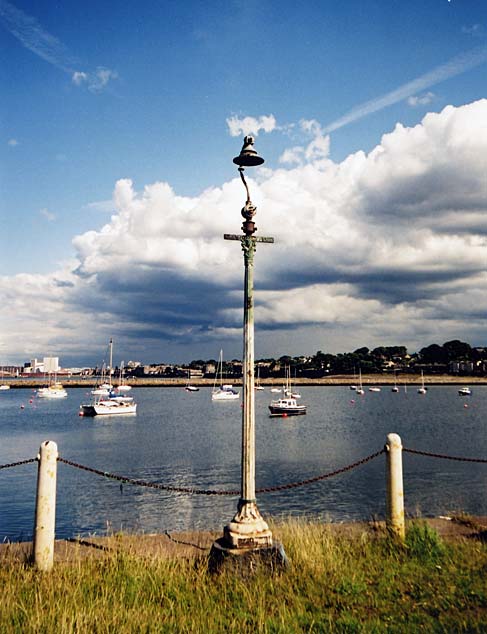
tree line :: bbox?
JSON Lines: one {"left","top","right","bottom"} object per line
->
{"left": 128, "top": 339, "right": 487, "bottom": 378}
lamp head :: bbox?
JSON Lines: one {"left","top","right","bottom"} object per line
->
{"left": 233, "top": 135, "right": 265, "bottom": 167}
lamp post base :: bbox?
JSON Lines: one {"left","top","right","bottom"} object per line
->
{"left": 223, "top": 499, "right": 273, "bottom": 549}
{"left": 208, "top": 538, "right": 288, "bottom": 575}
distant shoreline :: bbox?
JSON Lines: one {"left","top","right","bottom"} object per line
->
{"left": 3, "top": 374, "right": 486, "bottom": 388}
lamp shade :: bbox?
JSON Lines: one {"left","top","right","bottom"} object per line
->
{"left": 233, "top": 135, "right": 265, "bottom": 167}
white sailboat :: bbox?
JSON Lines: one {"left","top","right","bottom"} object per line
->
{"left": 37, "top": 372, "right": 68, "bottom": 398}
{"left": 0, "top": 368, "right": 10, "bottom": 390}
{"left": 80, "top": 338, "right": 137, "bottom": 416}
{"left": 417, "top": 370, "right": 427, "bottom": 395}
{"left": 283, "top": 366, "right": 301, "bottom": 398}
{"left": 185, "top": 369, "right": 199, "bottom": 392}
{"left": 391, "top": 371, "right": 399, "bottom": 393}
{"left": 255, "top": 365, "right": 265, "bottom": 391}
{"left": 355, "top": 370, "right": 365, "bottom": 395}
{"left": 212, "top": 350, "right": 239, "bottom": 401}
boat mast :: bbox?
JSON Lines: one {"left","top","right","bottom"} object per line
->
{"left": 109, "top": 338, "right": 113, "bottom": 385}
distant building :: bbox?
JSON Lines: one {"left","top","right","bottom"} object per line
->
{"left": 43, "top": 357, "right": 60, "bottom": 373}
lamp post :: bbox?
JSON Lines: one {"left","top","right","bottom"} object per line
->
{"left": 209, "top": 137, "right": 286, "bottom": 570}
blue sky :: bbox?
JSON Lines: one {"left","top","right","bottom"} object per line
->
{"left": 1, "top": 0, "right": 487, "bottom": 366}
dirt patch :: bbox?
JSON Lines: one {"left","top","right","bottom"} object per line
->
{"left": 2, "top": 517, "right": 487, "bottom": 565}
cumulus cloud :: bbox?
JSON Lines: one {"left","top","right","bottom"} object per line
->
{"left": 7, "top": 138, "right": 18, "bottom": 146}
{"left": 226, "top": 114, "right": 277, "bottom": 137}
{"left": 279, "top": 119, "right": 330, "bottom": 165}
{"left": 2, "top": 100, "right": 487, "bottom": 364}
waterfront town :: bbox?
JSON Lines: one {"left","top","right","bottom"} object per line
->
{"left": 2, "top": 339, "right": 486, "bottom": 381}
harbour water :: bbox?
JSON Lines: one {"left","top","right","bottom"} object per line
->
{"left": 1, "top": 385, "right": 487, "bottom": 541}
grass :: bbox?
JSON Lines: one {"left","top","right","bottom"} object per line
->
{"left": 1, "top": 520, "right": 487, "bottom": 633}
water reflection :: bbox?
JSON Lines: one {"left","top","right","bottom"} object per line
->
{"left": 1, "top": 385, "right": 487, "bottom": 540}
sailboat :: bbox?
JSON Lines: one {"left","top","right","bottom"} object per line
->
{"left": 391, "top": 371, "right": 399, "bottom": 393}
{"left": 417, "top": 370, "right": 427, "bottom": 395}
{"left": 255, "top": 365, "right": 265, "bottom": 391}
{"left": 37, "top": 372, "right": 68, "bottom": 398}
{"left": 355, "top": 369, "right": 365, "bottom": 395}
{"left": 185, "top": 369, "right": 199, "bottom": 392}
{"left": 0, "top": 367, "right": 10, "bottom": 390}
{"left": 283, "top": 366, "right": 301, "bottom": 398}
{"left": 212, "top": 350, "right": 239, "bottom": 401}
{"left": 80, "top": 338, "right": 137, "bottom": 416}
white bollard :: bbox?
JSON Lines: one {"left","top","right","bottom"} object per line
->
{"left": 33, "top": 440, "right": 58, "bottom": 571}
{"left": 385, "top": 433, "right": 405, "bottom": 540}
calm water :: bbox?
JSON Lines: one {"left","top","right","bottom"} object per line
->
{"left": 1, "top": 385, "right": 487, "bottom": 541}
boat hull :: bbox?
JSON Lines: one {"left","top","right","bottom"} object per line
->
{"left": 268, "top": 405, "right": 307, "bottom": 417}
{"left": 212, "top": 390, "right": 239, "bottom": 401}
{"left": 80, "top": 401, "right": 137, "bottom": 416}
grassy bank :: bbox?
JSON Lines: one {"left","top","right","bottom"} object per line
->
{"left": 2, "top": 521, "right": 487, "bottom": 632}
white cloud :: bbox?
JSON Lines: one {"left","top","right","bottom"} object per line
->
{"left": 2, "top": 100, "right": 487, "bottom": 364}
{"left": 407, "top": 92, "right": 435, "bottom": 107}
{"left": 0, "top": 1, "right": 118, "bottom": 92}
{"left": 226, "top": 114, "right": 277, "bottom": 137}
{"left": 40, "top": 208, "right": 56, "bottom": 221}
{"left": 7, "top": 138, "right": 18, "bottom": 146}
{"left": 72, "top": 71, "right": 88, "bottom": 85}
{"left": 279, "top": 119, "right": 330, "bottom": 165}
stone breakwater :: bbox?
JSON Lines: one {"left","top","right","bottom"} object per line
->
{"left": 3, "top": 375, "right": 486, "bottom": 388}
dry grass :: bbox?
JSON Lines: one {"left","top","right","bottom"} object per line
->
{"left": 1, "top": 520, "right": 487, "bottom": 632}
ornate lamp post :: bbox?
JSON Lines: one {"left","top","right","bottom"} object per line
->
{"left": 210, "top": 137, "right": 285, "bottom": 570}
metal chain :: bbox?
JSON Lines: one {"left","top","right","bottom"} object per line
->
{"left": 57, "top": 457, "right": 241, "bottom": 496}
{"left": 58, "top": 450, "right": 385, "bottom": 496}
{"left": 256, "top": 449, "right": 385, "bottom": 493}
{"left": 0, "top": 458, "right": 37, "bottom": 470}
{"left": 403, "top": 447, "right": 487, "bottom": 463}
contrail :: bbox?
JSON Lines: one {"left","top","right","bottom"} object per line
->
{"left": 0, "top": 0, "right": 77, "bottom": 73}
{"left": 324, "top": 45, "right": 487, "bottom": 133}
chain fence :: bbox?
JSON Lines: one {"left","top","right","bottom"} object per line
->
{"left": 403, "top": 447, "right": 487, "bottom": 463}
{"left": 56, "top": 450, "right": 385, "bottom": 496}
{"left": 0, "top": 458, "right": 37, "bottom": 470}
{"left": 2, "top": 446, "right": 487, "bottom": 497}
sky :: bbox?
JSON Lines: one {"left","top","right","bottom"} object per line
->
{"left": 1, "top": 0, "right": 487, "bottom": 367}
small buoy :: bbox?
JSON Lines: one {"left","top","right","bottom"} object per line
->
{"left": 79, "top": 411, "right": 84, "bottom": 416}
{"left": 29, "top": 399, "right": 33, "bottom": 403}
{"left": 282, "top": 413, "right": 288, "bottom": 418}
{"left": 20, "top": 404, "right": 25, "bottom": 409}
{"left": 350, "top": 399, "right": 355, "bottom": 404}
{"left": 464, "top": 403, "right": 468, "bottom": 409}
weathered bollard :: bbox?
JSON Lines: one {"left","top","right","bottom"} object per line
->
{"left": 385, "top": 433, "right": 405, "bottom": 540}
{"left": 33, "top": 440, "right": 58, "bottom": 571}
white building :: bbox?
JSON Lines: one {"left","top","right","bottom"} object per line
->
{"left": 43, "top": 357, "right": 60, "bottom": 373}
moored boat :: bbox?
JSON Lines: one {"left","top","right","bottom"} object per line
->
{"left": 37, "top": 380, "right": 67, "bottom": 399}
{"left": 212, "top": 350, "right": 239, "bottom": 401}
{"left": 458, "top": 387, "right": 472, "bottom": 396}
{"left": 269, "top": 397, "right": 307, "bottom": 417}
{"left": 80, "top": 396, "right": 137, "bottom": 416}
{"left": 80, "top": 338, "right": 137, "bottom": 416}
{"left": 185, "top": 369, "right": 200, "bottom": 392}
{"left": 418, "top": 370, "right": 427, "bottom": 395}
